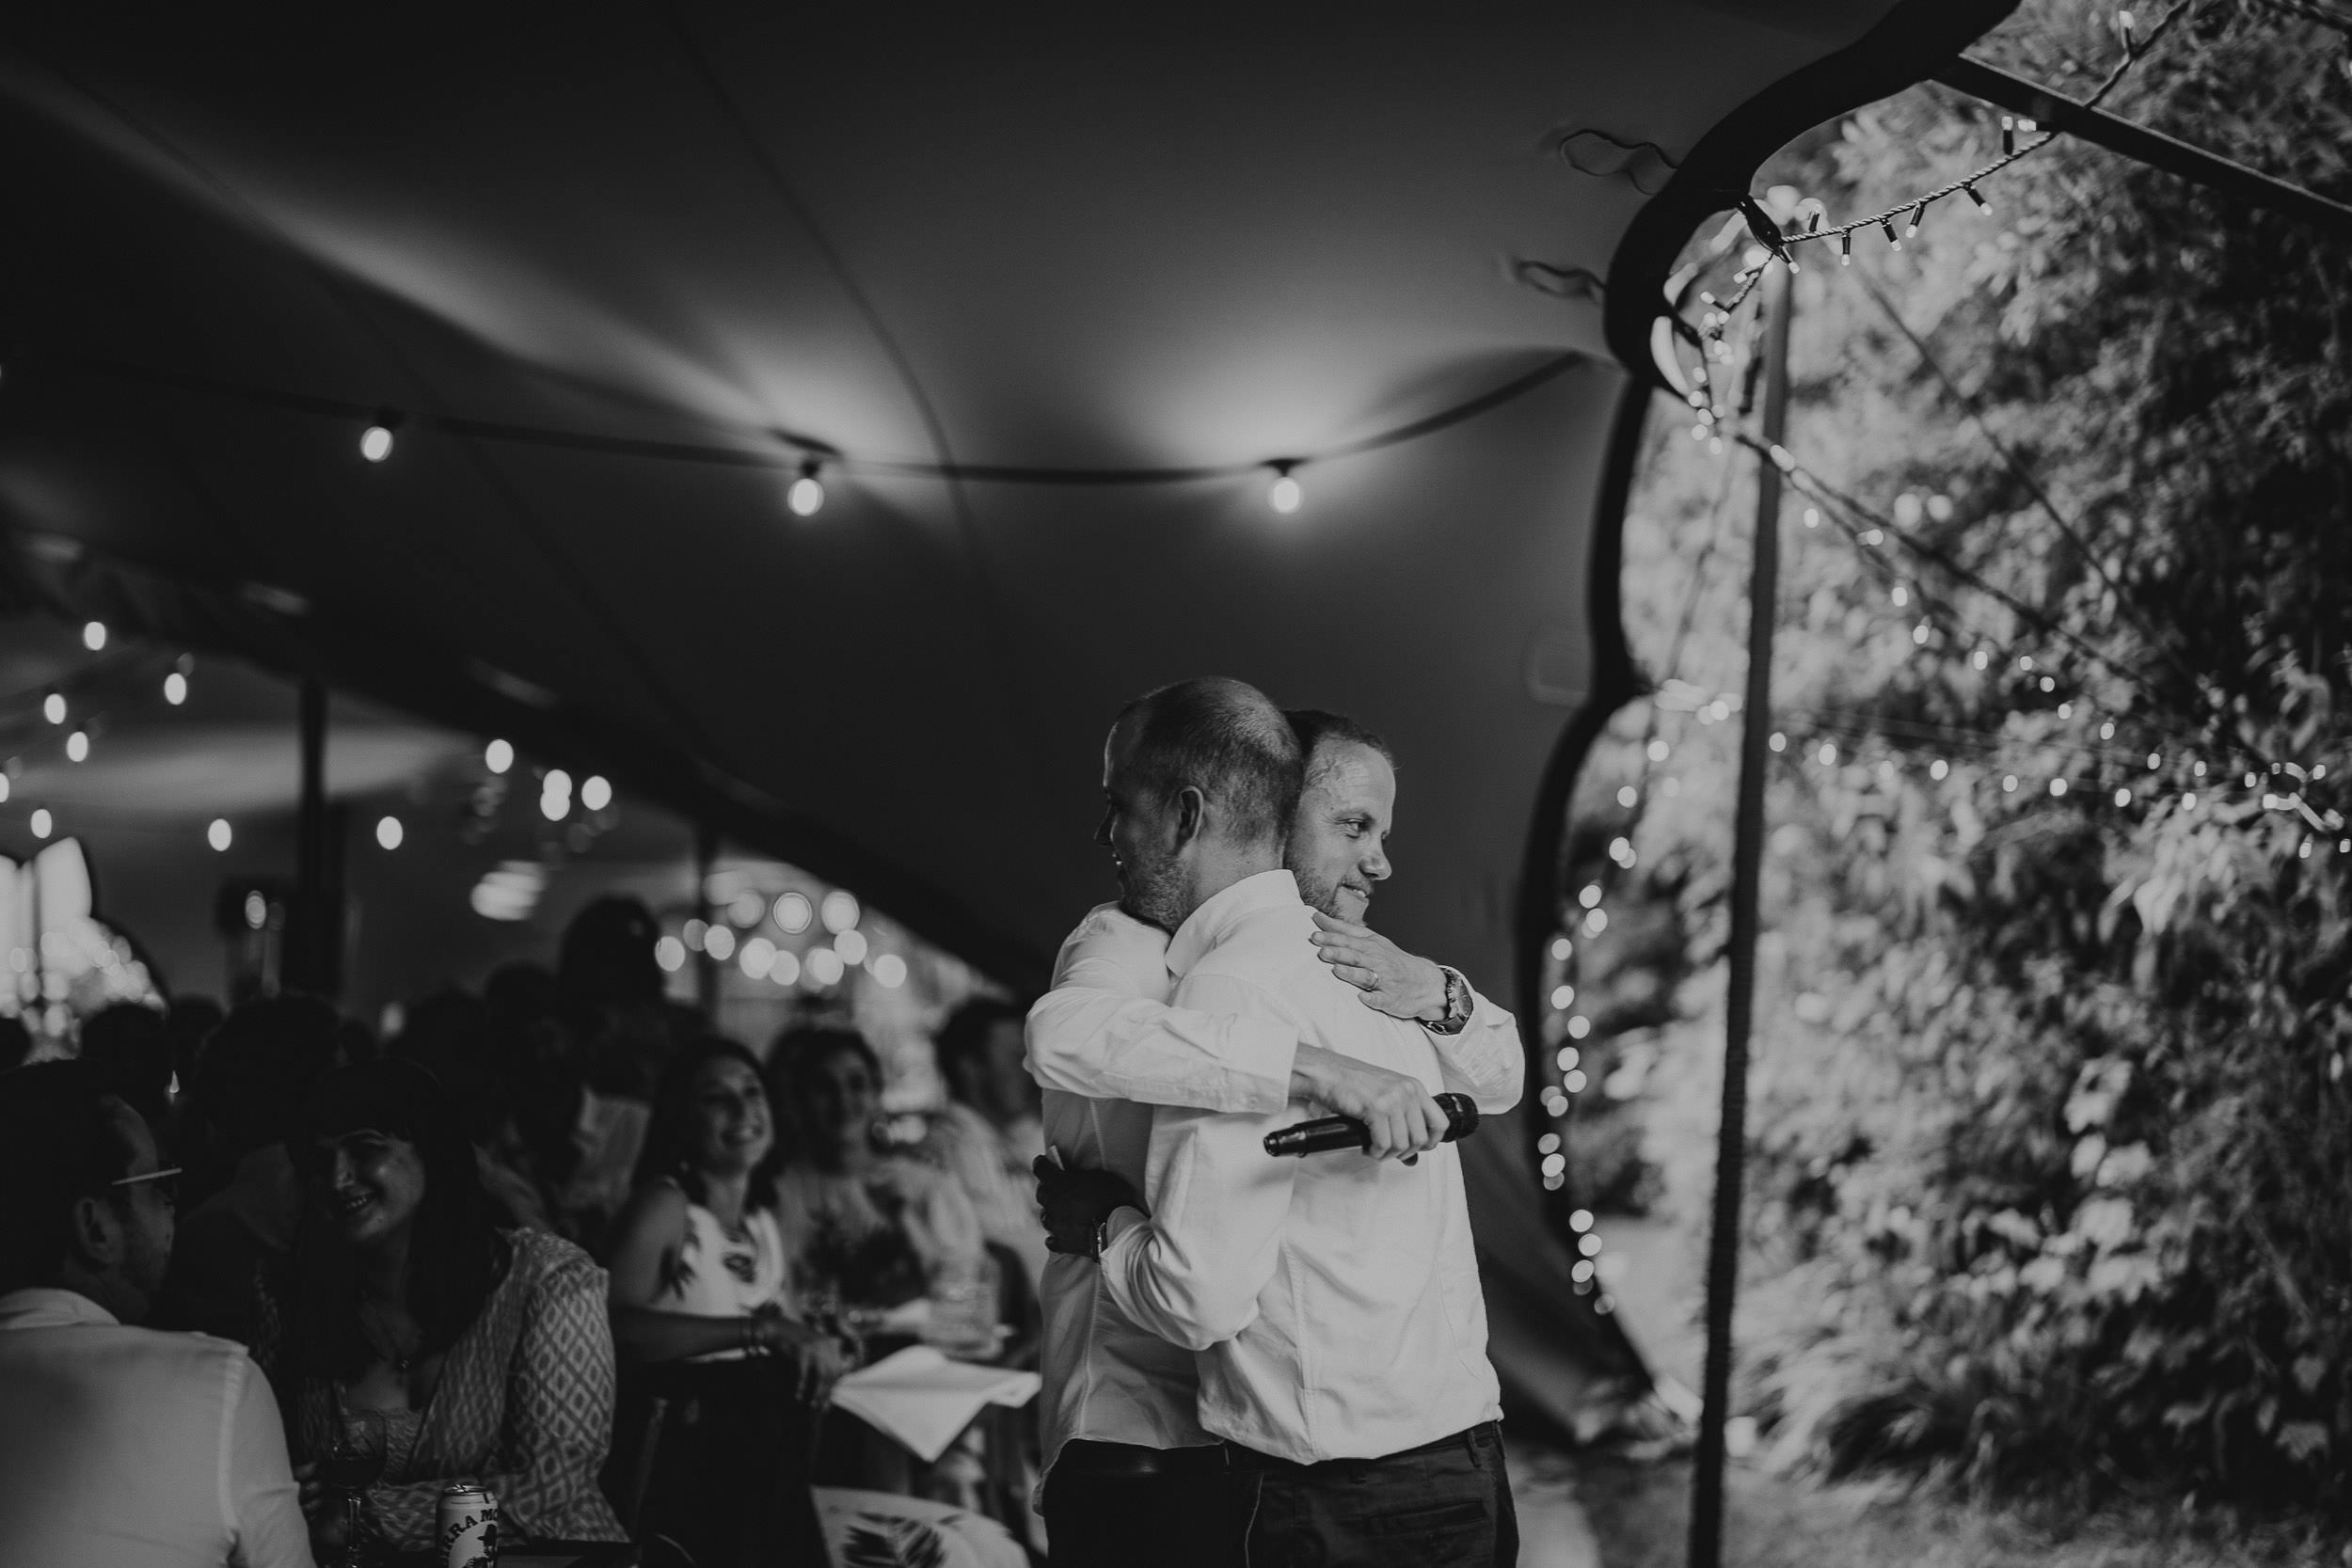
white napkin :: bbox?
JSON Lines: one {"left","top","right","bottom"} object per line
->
{"left": 828, "top": 1345, "right": 1041, "bottom": 1463}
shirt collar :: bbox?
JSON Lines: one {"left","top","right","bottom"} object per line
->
{"left": 1167, "top": 869, "right": 1302, "bottom": 979}
{"left": 0, "top": 1287, "right": 119, "bottom": 1330}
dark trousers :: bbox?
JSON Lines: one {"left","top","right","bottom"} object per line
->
{"left": 1042, "top": 1442, "right": 1243, "bottom": 1568}
{"left": 1233, "top": 1421, "right": 1517, "bottom": 1568}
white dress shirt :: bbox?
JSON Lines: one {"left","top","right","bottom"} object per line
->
{"left": 1027, "top": 896, "right": 1522, "bottom": 1477}
{"left": 1098, "top": 871, "right": 1507, "bottom": 1465}
{"left": 0, "top": 1287, "right": 314, "bottom": 1568}
{"left": 1027, "top": 903, "right": 1296, "bottom": 1481}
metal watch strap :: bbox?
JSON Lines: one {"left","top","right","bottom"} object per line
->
{"left": 1423, "top": 965, "right": 1472, "bottom": 1036}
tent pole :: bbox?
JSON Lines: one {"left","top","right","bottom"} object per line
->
{"left": 290, "top": 676, "right": 331, "bottom": 997}
{"left": 1689, "top": 253, "right": 1791, "bottom": 1568}
{"left": 694, "top": 823, "right": 719, "bottom": 1018}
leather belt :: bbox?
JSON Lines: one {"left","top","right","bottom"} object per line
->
{"left": 1226, "top": 1420, "right": 1500, "bottom": 1476}
{"left": 1053, "top": 1439, "right": 1232, "bottom": 1480}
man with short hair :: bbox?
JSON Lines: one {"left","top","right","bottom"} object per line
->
{"left": 1028, "top": 680, "right": 1519, "bottom": 1566}
{"left": 0, "top": 1061, "right": 313, "bottom": 1568}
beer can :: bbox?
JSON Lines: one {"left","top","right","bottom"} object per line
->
{"left": 437, "top": 1483, "right": 500, "bottom": 1568}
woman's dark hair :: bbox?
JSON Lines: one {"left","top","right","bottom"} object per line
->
{"left": 767, "top": 1026, "right": 882, "bottom": 1158}
{"left": 770, "top": 1027, "right": 882, "bottom": 1107}
{"left": 636, "top": 1037, "right": 786, "bottom": 1213}
{"left": 934, "top": 999, "right": 1026, "bottom": 1104}
{"left": 284, "top": 1059, "right": 509, "bottom": 1381}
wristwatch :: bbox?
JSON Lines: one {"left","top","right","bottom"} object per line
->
{"left": 1422, "top": 965, "right": 1473, "bottom": 1037}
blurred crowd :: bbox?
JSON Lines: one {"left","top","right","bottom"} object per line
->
{"left": 0, "top": 894, "right": 1045, "bottom": 1568}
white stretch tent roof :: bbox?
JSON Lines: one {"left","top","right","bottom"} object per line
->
{"left": 0, "top": 0, "right": 2012, "bottom": 1427}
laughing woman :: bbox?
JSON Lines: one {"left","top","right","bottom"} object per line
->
{"left": 253, "top": 1059, "right": 626, "bottom": 1560}
{"left": 603, "top": 1038, "right": 846, "bottom": 1565}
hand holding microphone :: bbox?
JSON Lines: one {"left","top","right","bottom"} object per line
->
{"left": 1284, "top": 1045, "right": 1468, "bottom": 1160}
{"left": 1265, "top": 1092, "right": 1479, "bottom": 1158}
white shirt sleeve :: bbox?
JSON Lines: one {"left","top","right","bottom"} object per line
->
{"left": 1429, "top": 984, "right": 1526, "bottom": 1115}
{"left": 225, "top": 1356, "right": 316, "bottom": 1568}
{"left": 1095, "top": 972, "right": 1299, "bottom": 1350}
{"left": 1025, "top": 907, "right": 1297, "bottom": 1113}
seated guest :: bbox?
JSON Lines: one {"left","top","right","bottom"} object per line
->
{"left": 386, "top": 990, "right": 549, "bottom": 1234}
{"left": 252, "top": 1060, "right": 626, "bottom": 1558}
{"left": 153, "top": 997, "right": 340, "bottom": 1342}
{"left": 605, "top": 1038, "right": 844, "bottom": 1565}
{"left": 0, "top": 1012, "right": 32, "bottom": 1072}
{"left": 79, "top": 1002, "right": 173, "bottom": 1150}
{"left": 0, "top": 1061, "right": 312, "bottom": 1568}
{"left": 609, "top": 1037, "right": 844, "bottom": 1374}
{"left": 929, "top": 999, "right": 1048, "bottom": 1293}
{"left": 770, "top": 1028, "right": 984, "bottom": 1314}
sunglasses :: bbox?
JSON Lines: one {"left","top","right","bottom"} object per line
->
{"left": 110, "top": 1166, "right": 183, "bottom": 1205}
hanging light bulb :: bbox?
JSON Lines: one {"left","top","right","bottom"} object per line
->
{"left": 33, "top": 809, "right": 55, "bottom": 840}
{"left": 205, "top": 817, "right": 230, "bottom": 850}
{"left": 485, "top": 738, "right": 515, "bottom": 774}
{"left": 1881, "top": 217, "right": 1900, "bottom": 251}
{"left": 42, "top": 693, "right": 66, "bottom": 724}
{"left": 1267, "top": 464, "right": 1304, "bottom": 515}
{"left": 376, "top": 816, "right": 405, "bottom": 850}
{"left": 1839, "top": 231, "right": 1852, "bottom": 265}
{"left": 82, "top": 622, "right": 107, "bottom": 652}
{"left": 359, "top": 410, "right": 402, "bottom": 463}
{"left": 1964, "top": 184, "right": 1991, "bottom": 214}
{"left": 164, "top": 671, "right": 188, "bottom": 705}
{"left": 2002, "top": 115, "right": 2017, "bottom": 155}
{"left": 1904, "top": 201, "right": 1927, "bottom": 238}
{"left": 580, "top": 775, "right": 612, "bottom": 812}
{"left": 787, "top": 459, "right": 826, "bottom": 517}
{"left": 65, "top": 732, "right": 88, "bottom": 763}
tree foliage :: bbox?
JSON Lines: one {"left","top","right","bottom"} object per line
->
{"left": 1572, "top": 0, "right": 2352, "bottom": 1508}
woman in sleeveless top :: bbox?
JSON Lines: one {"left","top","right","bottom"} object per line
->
{"left": 607, "top": 1038, "right": 842, "bottom": 1388}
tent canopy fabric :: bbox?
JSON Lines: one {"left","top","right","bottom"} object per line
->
{"left": 0, "top": 0, "right": 2012, "bottom": 1433}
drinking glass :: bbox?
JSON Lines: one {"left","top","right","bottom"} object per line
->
{"left": 319, "top": 1407, "right": 388, "bottom": 1568}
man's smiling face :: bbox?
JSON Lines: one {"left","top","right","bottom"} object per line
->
{"left": 1285, "top": 739, "right": 1395, "bottom": 922}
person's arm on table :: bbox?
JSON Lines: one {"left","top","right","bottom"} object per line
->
{"left": 605, "top": 1181, "right": 844, "bottom": 1401}
{"left": 1310, "top": 913, "right": 1524, "bottom": 1114}
{"left": 366, "top": 1249, "right": 625, "bottom": 1544}
{"left": 227, "top": 1357, "right": 317, "bottom": 1568}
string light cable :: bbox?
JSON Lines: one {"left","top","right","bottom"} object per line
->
{"left": 1685, "top": 0, "right": 2202, "bottom": 351}
{"left": 1703, "top": 429, "right": 2339, "bottom": 832}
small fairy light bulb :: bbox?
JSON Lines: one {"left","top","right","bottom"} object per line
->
{"left": 65, "top": 732, "right": 88, "bottom": 763}
{"left": 2116, "top": 8, "right": 2137, "bottom": 50}
{"left": 376, "top": 816, "right": 405, "bottom": 850}
{"left": 164, "top": 671, "right": 188, "bottom": 705}
{"left": 359, "top": 411, "right": 401, "bottom": 463}
{"left": 32, "top": 809, "right": 55, "bottom": 840}
{"left": 1838, "top": 231, "right": 1852, "bottom": 266}
{"left": 1267, "top": 464, "right": 1304, "bottom": 515}
{"left": 2002, "top": 115, "right": 2017, "bottom": 156}
{"left": 82, "top": 622, "right": 107, "bottom": 652}
{"left": 485, "top": 738, "right": 515, "bottom": 774}
{"left": 787, "top": 459, "right": 826, "bottom": 517}
{"left": 1930, "top": 758, "right": 1950, "bottom": 781}
{"left": 1904, "top": 202, "right": 1927, "bottom": 238}
{"left": 1964, "top": 184, "right": 1992, "bottom": 215}
{"left": 205, "top": 817, "right": 230, "bottom": 851}
{"left": 1891, "top": 584, "right": 1910, "bottom": 608}
{"left": 42, "top": 693, "right": 65, "bottom": 724}
{"left": 1881, "top": 217, "right": 1901, "bottom": 251}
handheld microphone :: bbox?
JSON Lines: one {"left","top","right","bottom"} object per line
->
{"left": 1263, "top": 1092, "right": 1480, "bottom": 1157}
